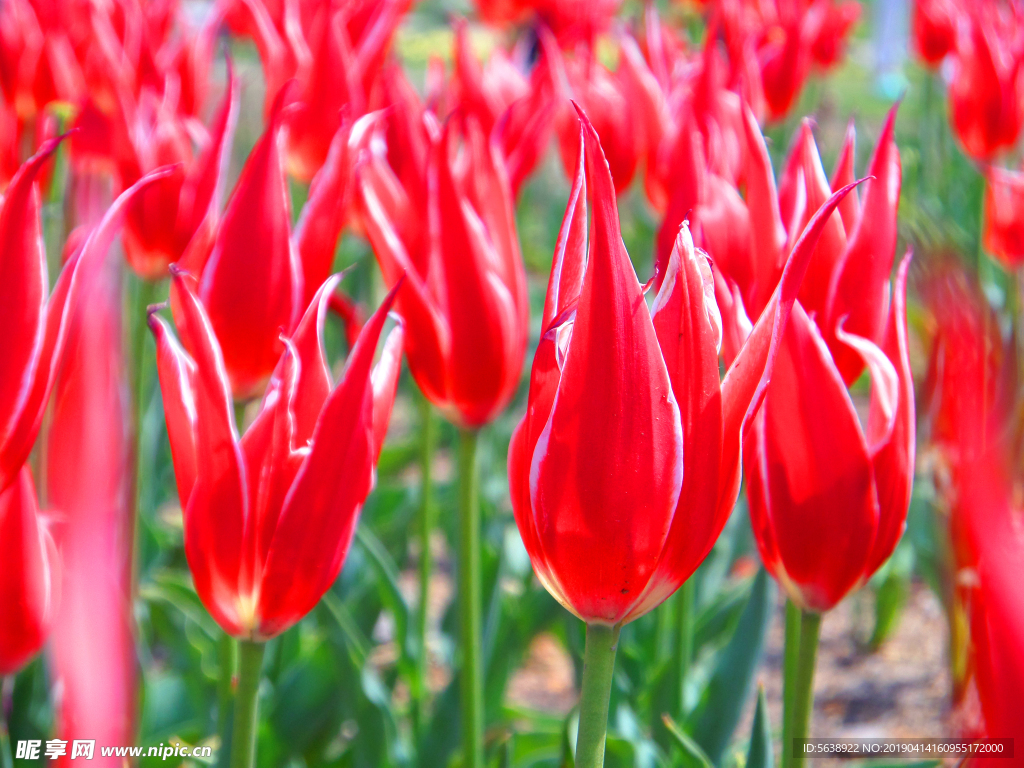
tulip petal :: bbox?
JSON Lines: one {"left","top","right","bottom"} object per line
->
{"left": 789, "top": 121, "right": 848, "bottom": 318}
{"left": 169, "top": 269, "right": 248, "bottom": 636}
{"left": 357, "top": 152, "right": 451, "bottom": 405}
{"left": 865, "top": 253, "right": 915, "bottom": 577}
{"left": 1, "top": 166, "right": 175, "bottom": 489}
{"left": 293, "top": 115, "right": 361, "bottom": 311}
{"left": 148, "top": 312, "right": 198, "bottom": 506}
{"left": 0, "top": 138, "right": 58, "bottom": 454}
{"left": 742, "top": 104, "right": 787, "bottom": 316}
{"left": 830, "top": 119, "right": 860, "bottom": 233}
{"left": 749, "top": 305, "right": 878, "bottom": 612}
{"left": 199, "top": 91, "right": 301, "bottom": 399}
{"left": 625, "top": 224, "right": 724, "bottom": 621}
{"left": 510, "top": 149, "right": 589, "bottom": 617}
{"left": 528, "top": 108, "right": 684, "bottom": 624}
{"left": 266, "top": 274, "right": 340, "bottom": 450}
{"left": 541, "top": 128, "right": 587, "bottom": 334}
{"left": 719, "top": 179, "right": 866, "bottom": 526}
{"left": 699, "top": 173, "right": 753, "bottom": 302}
{"left": 0, "top": 468, "right": 56, "bottom": 675}
{"left": 370, "top": 323, "right": 404, "bottom": 462}
{"left": 826, "top": 103, "right": 901, "bottom": 384}
{"left": 257, "top": 281, "right": 401, "bottom": 637}
{"left": 834, "top": 321, "right": 899, "bottom": 454}
{"left": 177, "top": 64, "right": 240, "bottom": 273}
{"left": 438, "top": 118, "right": 524, "bottom": 427}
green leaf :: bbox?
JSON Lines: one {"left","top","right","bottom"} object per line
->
{"left": 688, "top": 568, "right": 775, "bottom": 766}
{"left": 661, "top": 714, "right": 712, "bottom": 768}
{"left": 354, "top": 525, "right": 413, "bottom": 670}
{"left": 869, "top": 544, "right": 913, "bottom": 650}
{"left": 746, "top": 685, "right": 773, "bottom": 768}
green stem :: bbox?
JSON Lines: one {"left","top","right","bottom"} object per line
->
{"left": 782, "top": 600, "right": 801, "bottom": 768}
{"left": 977, "top": 180, "right": 987, "bottom": 276}
{"left": 217, "top": 634, "right": 238, "bottom": 747}
{"left": 788, "top": 610, "right": 822, "bottom": 768}
{"left": 457, "top": 428, "right": 483, "bottom": 768}
{"left": 229, "top": 641, "right": 265, "bottom": 768}
{"left": 128, "top": 275, "right": 160, "bottom": 598}
{"left": 413, "top": 397, "right": 436, "bottom": 740}
{"left": 670, "top": 579, "right": 694, "bottom": 721}
{"left": 575, "top": 623, "right": 621, "bottom": 768}
{"left": 0, "top": 677, "right": 12, "bottom": 768}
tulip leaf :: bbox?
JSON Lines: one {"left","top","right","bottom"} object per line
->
{"left": 354, "top": 525, "right": 413, "bottom": 669}
{"left": 687, "top": 568, "right": 775, "bottom": 765}
{"left": 746, "top": 685, "right": 773, "bottom": 768}
{"left": 869, "top": 543, "right": 914, "bottom": 650}
{"left": 661, "top": 714, "right": 713, "bottom": 768}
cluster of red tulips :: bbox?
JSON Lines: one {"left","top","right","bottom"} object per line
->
{"left": 1, "top": 0, "right": 1022, "bottom": 765}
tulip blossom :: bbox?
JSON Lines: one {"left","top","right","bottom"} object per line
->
{"left": 0, "top": 468, "right": 59, "bottom": 675}
{"left": 948, "top": 5, "right": 1024, "bottom": 160}
{"left": 744, "top": 253, "right": 914, "bottom": 612}
{"left": 956, "top": 463, "right": 1024, "bottom": 764}
{"left": 983, "top": 165, "right": 1024, "bottom": 268}
{"left": 283, "top": 0, "right": 405, "bottom": 180}
{"left": 685, "top": 104, "right": 901, "bottom": 387}
{"left": 67, "top": 71, "right": 240, "bottom": 280}
{"left": 150, "top": 270, "right": 403, "bottom": 640}
{"left": 452, "top": 21, "right": 557, "bottom": 196}
{"left": 913, "top": 0, "right": 959, "bottom": 66}
{"left": 356, "top": 108, "right": 529, "bottom": 428}
{"left": 717, "top": 0, "right": 861, "bottom": 121}
{"left": 222, "top": 0, "right": 405, "bottom": 174}
{"left": 552, "top": 44, "right": 642, "bottom": 193}
{"left": 509, "top": 107, "right": 863, "bottom": 626}
{"left": 47, "top": 220, "right": 136, "bottom": 761}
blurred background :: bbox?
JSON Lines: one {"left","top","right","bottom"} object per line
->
{"left": 2, "top": 0, "right": 1021, "bottom": 764}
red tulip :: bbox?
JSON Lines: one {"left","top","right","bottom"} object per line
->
{"left": 745, "top": 252, "right": 914, "bottom": 613}
{"left": 508, "top": 106, "right": 863, "bottom": 624}
{"left": 717, "top": 0, "right": 860, "bottom": 121}
{"left": 283, "top": 0, "right": 404, "bottom": 180}
{"left": 0, "top": 468, "right": 58, "bottom": 675}
{"left": 47, "top": 215, "right": 136, "bottom": 764}
{"left": 552, "top": 44, "right": 642, "bottom": 194}
{"left": 645, "top": 31, "right": 746, "bottom": 219}
{"left": 957, "top": 463, "right": 1024, "bottom": 764}
{"left": 689, "top": 104, "right": 901, "bottom": 387}
{"left": 949, "top": 6, "right": 1024, "bottom": 160}
{"left": 150, "top": 271, "right": 404, "bottom": 639}
{"left": 356, "top": 108, "right": 529, "bottom": 428}
{"left": 983, "top": 165, "right": 1024, "bottom": 268}
{"left": 913, "top": 0, "right": 959, "bottom": 66}
{"left": 452, "top": 21, "right": 557, "bottom": 196}
{"left": 0, "top": 139, "right": 80, "bottom": 491}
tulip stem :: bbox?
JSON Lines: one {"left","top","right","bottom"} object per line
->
{"left": 457, "top": 428, "right": 484, "bottom": 768}
{"left": 129, "top": 275, "right": 160, "bottom": 599}
{"left": 670, "top": 579, "right": 694, "bottom": 721}
{"left": 217, "top": 633, "right": 237, "bottom": 754}
{"left": 576, "top": 623, "right": 621, "bottom": 768}
{"left": 413, "top": 396, "right": 436, "bottom": 741}
{"left": 782, "top": 600, "right": 801, "bottom": 767}
{"left": 229, "top": 640, "right": 265, "bottom": 768}
{"left": 787, "top": 610, "right": 822, "bottom": 768}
